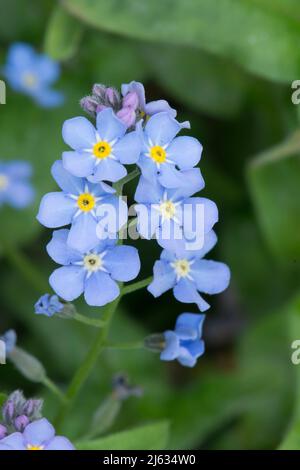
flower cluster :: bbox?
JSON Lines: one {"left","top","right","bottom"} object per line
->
{"left": 0, "top": 161, "right": 34, "bottom": 209}
{"left": 3, "top": 43, "right": 64, "bottom": 108}
{"left": 37, "top": 80, "right": 230, "bottom": 367}
{"left": 0, "top": 392, "right": 74, "bottom": 450}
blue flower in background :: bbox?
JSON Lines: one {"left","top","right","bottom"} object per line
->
{"left": 0, "top": 418, "right": 74, "bottom": 450}
{"left": 134, "top": 174, "right": 216, "bottom": 252}
{"left": 62, "top": 108, "right": 141, "bottom": 183}
{"left": 47, "top": 229, "right": 140, "bottom": 306}
{"left": 0, "top": 330, "right": 17, "bottom": 355}
{"left": 34, "top": 294, "right": 63, "bottom": 317}
{"left": 138, "top": 112, "right": 202, "bottom": 188}
{"left": 148, "top": 231, "right": 230, "bottom": 311}
{"left": 161, "top": 313, "right": 205, "bottom": 367}
{"left": 37, "top": 161, "right": 128, "bottom": 253}
{"left": 0, "top": 161, "right": 34, "bottom": 209}
{"left": 3, "top": 43, "right": 64, "bottom": 108}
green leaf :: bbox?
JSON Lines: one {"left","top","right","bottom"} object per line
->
{"left": 143, "top": 44, "right": 248, "bottom": 118}
{"left": 0, "top": 394, "right": 7, "bottom": 407}
{"left": 62, "top": 0, "right": 300, "bottom": 83}
{"left": 76, "top": 421, "right": 170, "bottom": 450}
{"left": 44, "top": 5, "right": 83, "bottom": 61}
{"left": 247, "top": 131, "right": 300, "bottom": 262}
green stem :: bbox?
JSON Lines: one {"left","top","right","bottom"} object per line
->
{"left": 105, "top": 340, "right": 144, "bottom": 350}
{"left": 73, "top": 312, "right": 106, "bottom": 328}
{"left": 3, "top": 241, "right": 49, "bottom": 293}
{"left": 114, "top": 167, "right": 140, "bottom": 194}
{"left": 54, "top": 294, "right": 122, "bottom": 430}
{"left": 122, "top": 276, "right": 152, "bottom": 296}
{"left": 42, "top": 377, "right": 67, "bottom": 403}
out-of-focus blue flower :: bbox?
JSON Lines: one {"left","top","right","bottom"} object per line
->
{"left": 3, "top": 43, "right": 64, "bottom": 108}
{"left": 0, "top": 418, "right": 74, "bottom": 450}
{"left": 138, "top": 112, "right": 202, "bottom": 188}
{"left": 47, "top": 229, "right": 140, "bottom": 307}
{"left": 121, "top": 81, "right": 178, "bottom": 121}
{"left": 34, "top": 294, "right": 63, "bottom": 317}
{"left": 0, "top": 161, "right": 34, "bottom": 209}
{"left": 134, "top": 174, "right": 216, "bottom": 252}
{"left": 62, "top": 108, "right": 141, "bottom": 183}
{"left": 148, "top": 231, "right": 230, "bottom": 312}
{"left": 161, "top": 313, "right": 205, "bottom": 367}
{"left": 0, "top": 330, "right": 17, "bottom": 355}
{"left": 37, "top": 161, "right": 127, "bottom": 253}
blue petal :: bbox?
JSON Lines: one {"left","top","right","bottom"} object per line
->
{"left": 34, "top": 88, "right": 64, "bottom": 108}
{"left": 182, "top": 197, "right": 218, "bottom": 250}
{"left": 6, "top": 43, "right": 35, "bottom": 68}
{"left": 145, "top": 112, "right": 181, "bottom": 146}
{"left": 160, "top": 331, "right": 180, "bottom": 361}
{"left": 37, "top": 192, "right": 75, "bottom": 228}
{"left": 7, "top": 181, "right": 34, "bottom": 208}
{"left": 174, "top": 230, "right": 217, "bottom": 260}
{"left": 46, "top": 229, "right": 82, "bottom": 265}
{"left": 105, "top": 245, "right": 140, "bottom": 281}
{"left": 113, "top": 131, "right": 141, "bottom": 164}
{"left": 34, "top": 55, "right": 60, "bottom": 84}
{"left": 192, "top": 260, "right": 230, "bottom": 294}
{"left": 50, "top": 266, "right": 85, "bottom": 301}
{"left": 135, "top": 203, "right": 160, "bottom": 239}
{"left": 147, "top": 260, "right": 176, "bottom": 297}
{"left": 173, "top": 278, "right": 210, "bottom": 312}
{"left": 0, "top": 432, "right": 25, "bottom": 450}
{"left": 167, "top": 136, "right": 202, "bottom": 169}
{"left": 158, "top": 164, "right": 191, "bottom": 189}
{"left": 156, "top": 220, "right": 186, "bottom": 253}
{"left": 161, "top": 168, "right": 205, "bottom": 198}
{"left": 96, "top": 108, "right": 126, "bottom": 141}
{"left": 134, "top": 175, "right": 163, "bottom": 204}
{"left": 67, "top": 213, "right": 99, "bottom": 253}
{"left": 121, "top": 81, "right": 146, "bottom": 109}
{"left": 96, "top": 196, "right": 128, "bottom": 237}
{"left": 90, "top": 159, "right": 127, "bottom": 183}
{"left": 145, "top": 100, "right": 177, "bottom": 118}
{"left": 178, "top": 339, "right": 205, "bottom": 367}
{"left": 175, "top": 313, "right": 205, "bottom": 340}
{"left": 51, "top": 160, "right": 84, "bottom": 194}
{"left": 137, "top": 154, "right": 159, "bottom": 185}
{"left": 62, "top": 117, "right": 96, "bottom": 150}
{"left": 84, "top": 271, "right": 120, "bottom": 307}
{"left": 23, "top": 419, "right": 55, "bottom": 447}
{"left": 46, "top": 437, "right": 74, "bottom": 450}
{"left": 6, "top": 161, "right": 32, "bottom": 178}
{"left": 62, "top": 151, "right": 95, "bottom": 178}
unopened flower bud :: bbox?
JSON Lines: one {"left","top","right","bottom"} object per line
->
{"left": 23, "top": 399, "right": 43, "bottom": 419}
{"left": 14, "top": 415, "right": 29, "bottom": 432}
{"left": 0, "top": 424, "right": 7, "bottom": 439}
{"left": 122, "top": 91, "right": 139, "bottom": 110}
{"left": 2, "top": 400, "right": 15, "bottom": 423}
{"left": 117, "top": 106, "right": 136, "bottom": 127}
{"left": 96, "top": 104, "right": 108, "bottom": 113}
{"left": 105, "top": 87, "right": 120, "bottom": 106}
{"left": 9, "top": 347, "right": 46, "bottom": 383}
{"left": 80, "top": 96, "right": 98, "bottom": 116}
{"left": 92, "top": 83, "right": 106, "bottom": 99}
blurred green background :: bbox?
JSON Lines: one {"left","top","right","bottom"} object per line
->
{"left": 1, "top": 0, "right": 300, "bottom": 450}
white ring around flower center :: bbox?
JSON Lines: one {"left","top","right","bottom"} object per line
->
{"left": 159, "top": 200, "right": 176, "bottom": 220}
{"left": 171, "top": 259, "right": 191, "bottom": 279}
{"left": 22, "top": 72, "right": 38, "bottom": 89}
{"left": 0, "top": 174, "right": 9, "bottom": 191}
{"left": 83, "top": 253, "right": 103, "bottom": 272}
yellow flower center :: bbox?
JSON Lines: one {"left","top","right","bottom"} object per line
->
{"left": 77, "top": 193, "right": 95, "bottom": 212}
{"left": 83, "top": 253, "right": 102, "bottom": 272}
{"left": 27, "top": 444, "right": 44, "bottom": 450}
{"left": 0, "top": 174, "right": 9, "bottom": 191}
{"left": 93, "top": 141, "right": 111, "bottom": 159}
{"left": 172, "top": 259, "right": 191, "bottom": 278}
{"left": 159, "top": 200, "right": 176, "bottom": 220}
{"left": 150, "top": 145, "right": 166, "bottom": 163}
{"left": 22, "top": 72, "right": 38, "bottom": 89}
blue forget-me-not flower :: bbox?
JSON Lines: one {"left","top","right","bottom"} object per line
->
{"left": 0, "top": 161, "right": 34, "bottom": 209}
{"left": 34, "top": 294, "right": 64, "bottom": 317}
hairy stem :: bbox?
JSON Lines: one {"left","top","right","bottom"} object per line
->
{"left": 42, "top": 377, "right": 67, "bottom": 403}
{"left": 122, "top": 276, "right": 152, "bottom": 296}
{"left": 73, "top": 312, "right": 106, "bottom": 328}
{"left": 104, "top": 340, "right": 144, "bottom": 350}
{"left": 114, "top": 167, "right": 140, "bottom": 194}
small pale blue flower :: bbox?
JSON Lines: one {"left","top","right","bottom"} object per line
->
{"left": 0, "top": 161, "right": 34, "bottom": 209}
{"left": 0, "top": 330, "right": 17, "bottom": 355}
{"left": 134, "top": 174, "right": 216, "bottom": 252}
{"left": 137, "top": 112, "right": 202, "bottom": 188}
{"left": 62, "top": 108, "right": 141, "bottom": 183}
{"left": 3, "top": 43, "right": 64, "bottom": 108}
{"left": 37, "top": 160, "right": 127, "bottom": 253}
{"left": 34, "top": 294, "right": 63, "bottom": 317}
{"left": 161, "top": 313, "right": 205, "bottom": 367}
{"left": 148, "top": 231, "right": 230, "bottom": 312}
{"left": 0, "top": 418, "right": 74, "bottom": 450}
{"left": 47, "top": 229, "right": 140, "bottom": 307}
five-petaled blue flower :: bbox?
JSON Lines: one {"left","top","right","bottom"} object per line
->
{"left": 34, "top": 294, "right": 64, "bottom": 317}
{"left": 3, "top": 43, "right": 64, "bottom": 108}
{"left": 62, "top": 108, "right": 141, "bottom": 183}
{"left": 161, "top": 313, "right": 205, "bottom": 367}
{"left": 148, "top": 231, "right": 230, "bottom": 312}
{"left": 0, "top": 161, "right": 34, "bottom": 209}
{"left": 37, "top": 161, "right": 127, "bottom": 253}
{"left": 138, "top": 112, "right": 202, "bottom": 188}
{"left": 47, "top": 229, "right": 140, "bottom": 306}
{"left": 0, "top": 418, "right": 74, "bottom": 450}
{"left": 134, "top": 174, "right": 216, "bottom": 252}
